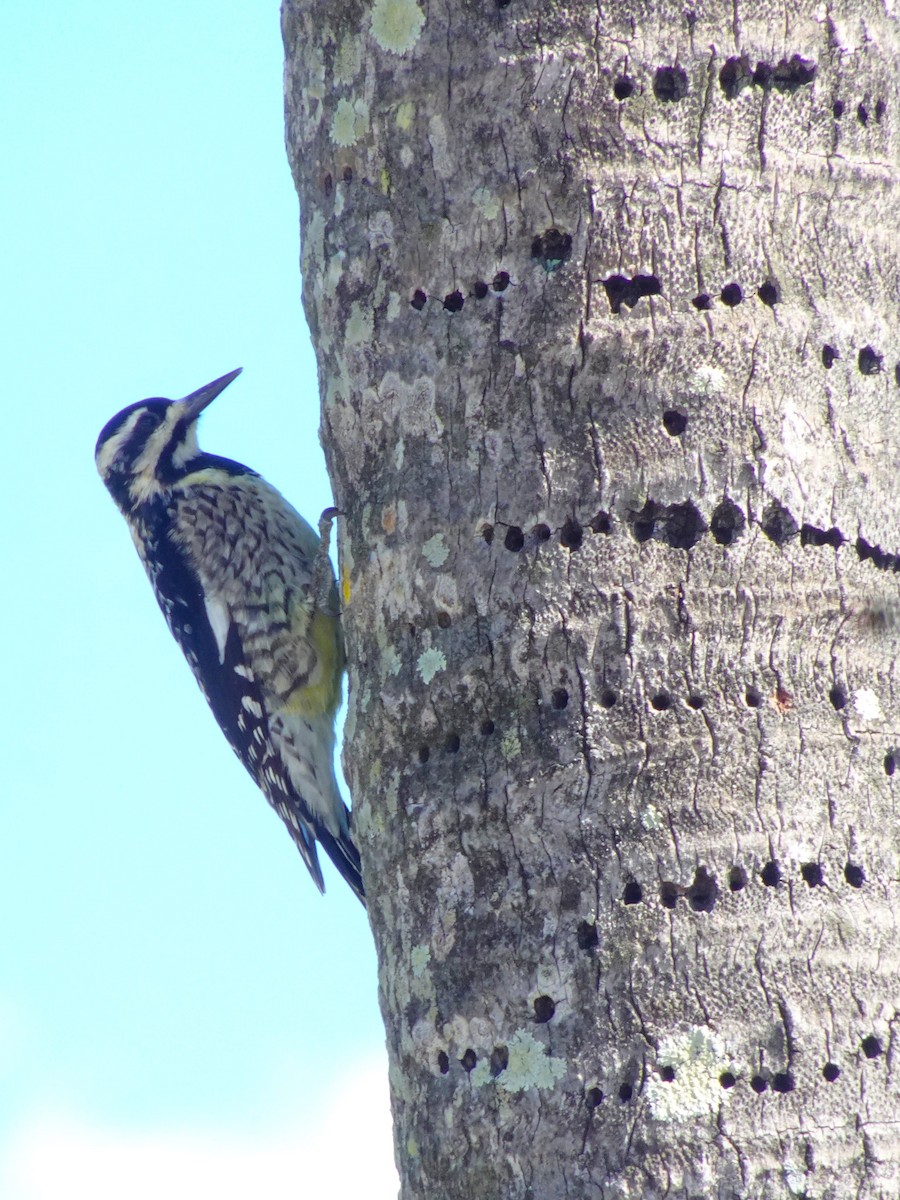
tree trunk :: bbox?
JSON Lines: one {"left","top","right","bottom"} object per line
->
{"left": 283, "top": 1, "right": 900, "bottom": 1195}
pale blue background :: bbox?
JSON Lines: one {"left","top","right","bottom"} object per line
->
{"left": 2, "top": 3, "right": 395, "bottom": 1195}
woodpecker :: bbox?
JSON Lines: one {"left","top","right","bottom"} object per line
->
{"left": 95, "top": 368, "right": 363, "bottom": 902}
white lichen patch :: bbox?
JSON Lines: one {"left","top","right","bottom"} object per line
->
{"left": 334, "top": 36, "right": 363, "bottom": 84}
{"left": 371, "top": 0, "right": 425, "bottom": 55}
{"left": 427, "top": 113, "right": 452, "bottom": 176}
{"left": 417, "top": 647, "right": 446, "bottom": 683}
{"left": 396, "top": 100, "right": 415, "bottom": 130}
{"left": 853, "top": 687, "right": 882, "bottom": 721}
{"left": 410, "top": 944, "right": 431, "bottom": 978}
{"left": 495, "top": 1029, "right": 567, "bottom": 1094}
{"left": 472, "top": 186, "right": 500, "bottom": 219}
{"left": 381, "top": 643, "right": 402, "bottom": 677}
{"left": 689, "top": 364, "right": 726, "bottom": 396}
{"left": 386, "top": 291, "right": 402, "bottom": 321}
{"left": 640, "top": 803, "right": 664, "bottom": 831}
{"left": 646, "top": 1027, "right": 736, "bottom": 1121}
{"left": 330, "top": 97, "right": 369, "bottom": 147}
{"left": 422, "top": 534, "right": 449, "bottom": 567}
{"left": 346, "top": 300, "right": 374, "bottom": 346}
{"left": 368, "top": 209, "right": 394, "bottom": 250}
{"left": 501, "top": 730, "right": 521, "bottom": 759}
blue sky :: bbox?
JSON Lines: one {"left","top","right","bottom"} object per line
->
{"left": 2, "top": 3, "right": 396, "bottom": 1195}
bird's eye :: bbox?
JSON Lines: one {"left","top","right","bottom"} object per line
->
{"left": 136, "top": 411, "right": 161, "bottom": 433}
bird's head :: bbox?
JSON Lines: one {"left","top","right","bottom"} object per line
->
{"left": 95, "top": 368, "right": 242, "bottom": 512}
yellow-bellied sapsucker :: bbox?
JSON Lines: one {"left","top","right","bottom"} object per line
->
{"left": 95, "top": 368, "right": 363, "bottom": 902}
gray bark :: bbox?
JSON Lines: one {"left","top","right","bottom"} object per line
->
{"left": 283, "top": 1, "right": 900, "bottom": 1196}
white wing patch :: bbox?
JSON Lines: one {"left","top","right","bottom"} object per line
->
{"left": 204, "top": 593, "right": 231, "bottom": 664}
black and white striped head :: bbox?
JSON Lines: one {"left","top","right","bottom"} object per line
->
{"left": 95, "top": 368, "right": 242, "bottom": 513}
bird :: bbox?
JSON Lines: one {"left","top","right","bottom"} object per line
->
{"left": 95, "top": 368, "right": 364, "bottom": 903}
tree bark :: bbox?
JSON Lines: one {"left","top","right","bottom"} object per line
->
{"left": 283, "top": 1, "right": 900, "bottom": 1196}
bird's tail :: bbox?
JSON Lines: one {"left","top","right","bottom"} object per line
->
{"left": 316, "top": 817, "right": 365, "bottom": 905}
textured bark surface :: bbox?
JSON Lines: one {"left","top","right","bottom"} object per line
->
{"left": 283, "top": 1, "right": 900, "bottom": 1196}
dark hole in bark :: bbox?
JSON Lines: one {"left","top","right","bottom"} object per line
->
{"left": 769, "top": 55, "right": 817, "bottom": 92}
{"left": 618, "top": 1082, "right": 633, "bottom": 1102}
{"left": 533, "top": 995, "right": 556, "bottom": 1023}
{"left": 829, "top": 685, "right": 848, "bottom": 710}
{"left": 560, "top": 518, "right": 584, "bottom": 550}
{"left": 662, "top": 409, "right": 688, "bottom": 436}
{"left": 651, "top": 692, "right": 672, "bottom": 711}
{"left": 623, "top": 880, "right": 643, "bottom": 905}
{"left": 437, "top": 1051, "right": 450, "bottom": 1074}
{"left": 801, "top": 862, "right": 823, "bottom": 887}
{"left": 758, "top": 281, "right": 779, "bottom": 306}
{"left": 761, "top": 501, "right": 799, "bottom": 545}
{"left": 801, "top": 524, "right": 846, "bottom": 549}
{"left": 445, "top": 733, "right": 460, "bottom": 754}
{"left": 710, "top": 498, "right": 746, "bottom": 545}
{"left": 443, "top": 290, "right": 464, "bottom": 312}
{"left": 691, "top": 292, "right": 713, "bottom": 310}
{"left": 862, "top": 1035, "right": 883, "bottom": 1059}
{"left": 460, "top": 1049, "right": 477, "bottom": 1072}
{"left": 577, "top": 920, "right": 599, "bottom": 950}
{"left": 417, "top": 745, "right": 430, "bottom": 764}
{"left": 342, "top": 165, "right": 353, "bottom": 182}
{"left": 492, "top": 271, "right": 510, "bottom": 292}
{"left": 480, "top": 719, "right": 495, "bottom": 737}
{"left": 855, "top": 537, "right": 897, "bottom": 571}
{"left": 473, "top": 280, "right": 489, "bottom": 299}
{"left": 720, "top": 1071, "right": 736, "bottom": 1088}
{"left": 659, "top": 1065, "right": 676, "bottom": 1082}
{"left": 857, "top": 102, "right": 869, "bottom": 125}
{"left": 832, "top": 99, "right": 845, "bottom": 118}
{"left": 481, "top": 523, "right": 494, "bottom": 544}
{"left": 410, "top": 289, "right": 427, "bottom": 310}
{"left": 719, "top": 55, "right": 752, "bottom": 99}
{"left": 653, "top": 65, "right": 688, "bottom": 102}
{"left": 858, "top": 345, "right": 883, "bottom": 375}
{"left": 600, "top": 688, "right": 618, "bottom": 709}
{"left": 614, "top": 76, "right": 634, "bottom": 100}
{"left": 745, "top": 687, "right": 763, "bottom": 708}
{"left": 590, "top": 510, "right": 612, "bottom": 534}
{"left": 660, "top": 882, "right": 679, "bottom": 909}
{"left": 437, "top": 611, "right": 452, "bottom": 628}
{"left": 844, "top": 862, "right": 865, "bottom": 888}
{"left": 760, "top": 861, "right": 782, "bottom": 887}
{"left": 687, "top": 693, "right": 705, "bottom": 709}
{"left": 531, "top": 228, "right": 572, "bottom": 272}
{"left": 551, "top": 688, "right": 569, "bottom": 711}
{"left": 504, "top": 526, "right": 525, "bottom": 552}
{"left": 533, "top": 523, "right": 551, "bottom": 542}
{"left": 602, "top": 273, "right": 662, "bottom": 313}
{"left": 490, "top": 1045, "right": 509, "bottom": 1076}
{"left": 687, "top": 866, "right": 718, "bottom": 912}
{"left": 773, "top": 1072, "right": 795, "bottom": 1093}
{"left": 586, "top": 1086, "right": 604, "bottom": 1108}
{"left": 822, "top": 344, "right": 839, "bottom": 368}
{"left": 823, "top": 1062, "right": 840, "bottom": 1082}
{"left": 750, "top": 1075, "right": 769, "bottom": 1094}
{"left": 729, "top": 866, "right": 748, "bottom": 892}
{"left": 631, "top": 500, "right": 659, "bottom": 542}
{"left": 884, "top": 753, "right": 896, "bottom": 777}
{"left": 875, "top": 98, "right": 886, "bottom": 122}
{"left": 323, "top": 172, "right": 333, "bottom": 193}
{"left": 720, "top": 282, "right": 743, "bottom": 307}
{"left": 660, "top": 500, "right": 706, "bottom": 549}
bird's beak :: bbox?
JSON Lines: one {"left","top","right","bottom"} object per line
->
{"left": 181, "top": 367, "right": 243, "bottom": 420}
